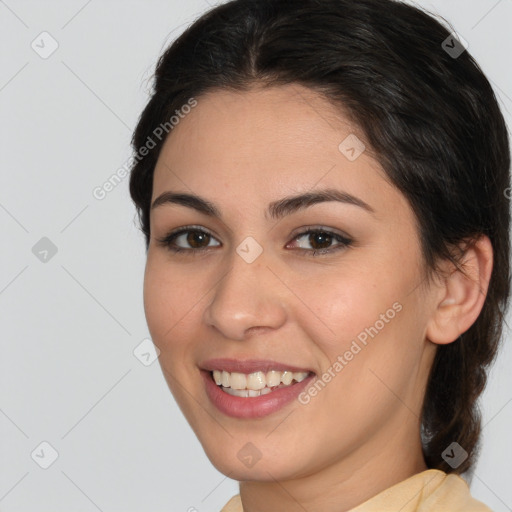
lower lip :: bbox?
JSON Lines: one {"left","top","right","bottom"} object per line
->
{"left": 201, "top": 370, "right": 315, "bottom": 419}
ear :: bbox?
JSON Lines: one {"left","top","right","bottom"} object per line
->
{"left": 425, "top": 235, "right": 493, "bottom": 345}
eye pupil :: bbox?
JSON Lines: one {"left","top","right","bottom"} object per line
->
{"left": 310, "top": 232, "right": 332, "bottom": 249}
{"left": 188, "top": 231, "right": 209, "bottom": 248}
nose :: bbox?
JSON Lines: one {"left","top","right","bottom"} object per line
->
{"left": 203, "top": 248, "right": 288, "bottom": 341}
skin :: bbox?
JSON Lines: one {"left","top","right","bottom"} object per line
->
{"left": 143, "top": 83, "right": 493, "bottom": 512}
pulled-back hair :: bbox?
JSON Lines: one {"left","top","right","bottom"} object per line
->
{"left": 129, "top": 0, "right": 511, "bottom": 474}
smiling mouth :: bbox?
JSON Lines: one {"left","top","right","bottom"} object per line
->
{"left": 210, "top": 369, "right": 312, "bottom": 398}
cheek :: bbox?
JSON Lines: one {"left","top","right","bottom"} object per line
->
{"left": 302, "top": 264, "right": 403, "bottom": 354}
{"left": 143, "top": 257, "right": 202, "bottom": 355}
{"left": 303, "top": 256, "right": 424, "bottom": 398}
{"left": 143, "top": 260, "right": 206, "bottom": 415}
{"left": 311, "top": 286, "right": 425, "bottom": 424}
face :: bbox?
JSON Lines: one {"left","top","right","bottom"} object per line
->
{"left": 143, "top": 84, "right": 438, "bottom": 482}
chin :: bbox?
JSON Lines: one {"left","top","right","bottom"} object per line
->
{"left": 200, "top": 439, "right": 306, "bottom": 481}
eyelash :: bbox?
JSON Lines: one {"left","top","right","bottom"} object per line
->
{"left": 155, "top": 225, "right": 353, "bottom": 257}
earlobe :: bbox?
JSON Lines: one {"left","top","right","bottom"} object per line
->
{"left": 426, "top": 235, "right": 493, "bottom": 346}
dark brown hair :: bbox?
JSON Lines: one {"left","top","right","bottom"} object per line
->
{"left": 129, "top": 0, "right": 511, "bottom": 474}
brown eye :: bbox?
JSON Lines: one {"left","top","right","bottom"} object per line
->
{"left": 185, "top": 230, "right": 211, "bottom": 249}
{"left": 156, "top": 227, "right": 221, "bottom": 253}
{"left": 289, "top": 228, "right": 352, "bottom": 256}
{"left": 307, "top": 231, "right": 333, "bottom": 250}
{"left": 157, "top": 226, "right": 352, "bottom": 257}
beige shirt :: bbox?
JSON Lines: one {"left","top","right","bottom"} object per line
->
{"left": 220, "top": 469, "right": 492, "bottom": 512}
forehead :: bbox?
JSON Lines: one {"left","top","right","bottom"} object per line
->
{"left": 151, "top": 84, "right": 402, "bottom": 218}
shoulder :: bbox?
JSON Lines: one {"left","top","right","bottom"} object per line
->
{"left": 417, "top": 472, "right": 492, "bottom": 512}
{"left": 219, "top": 494, "right": 243, "bottom": 512}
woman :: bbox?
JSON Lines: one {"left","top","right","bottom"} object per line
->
{"left": 129, "top": 0, "right": 510, "bottom": 510}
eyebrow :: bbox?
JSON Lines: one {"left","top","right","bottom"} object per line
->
{"left": 150, "top": 188, "right": 375, "bottom": 220}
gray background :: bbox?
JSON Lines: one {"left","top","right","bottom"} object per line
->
{"left": 1, "top": 0, "right": 511, "bottom": 510}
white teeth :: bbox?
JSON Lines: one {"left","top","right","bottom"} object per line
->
{"left": 230, "top": 372, "right": 247, "bottom": 390}
{"left": 247, "top": 371, "right": 266, "bottom": 390}
{"left": 281, "top": 371, "right": 293, "bottom": 385}
{"left": 211, "top": 369, "right": 309, "bottom": 394}
{"left": 266, "top": 370, "right": 281, "bottom": 387}
{"left": 224, "top": 387, "right": 249, "bottom": 397}
{"left": 223, "top": 388, "right": 271, "bottom": 397}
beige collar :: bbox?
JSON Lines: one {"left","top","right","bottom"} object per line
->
{"left": 219, "top": 469, "right": 491, "bottom": 512}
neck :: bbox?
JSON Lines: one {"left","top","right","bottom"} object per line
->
{"left": 238, "top": 417, "right": 428, "bottom": 512}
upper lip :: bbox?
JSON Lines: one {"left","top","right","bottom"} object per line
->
{"left": 200, "top": 358, "right": 315, "bottom": 375}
